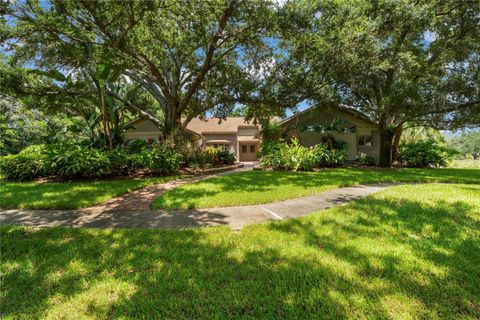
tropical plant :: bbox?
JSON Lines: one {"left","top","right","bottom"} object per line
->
{"left": 260, "top": 120, "right": 283, "bottom": 143}
{"left": 399, "top": 139, "right": 457, "bottom": 168}
{"left": 0, "top": 145, "right": 48, "bottom": 181}
{"left": 261, "top": 138, "right": 346, "bottom": 171}
{"left": 43, "top": 144, "right": 113, "bottom": 178}
{"left": 217, "top": 148, "right": 236, "bottom": 165}
{"left": 132, "top": 145, "right": 183, "bottom": 174}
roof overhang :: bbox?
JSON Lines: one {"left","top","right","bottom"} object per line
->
{"left": 205, "top": 140, "right": 232, "bottom": 144}
{"left": 278, "top": 104, "right": 376, "bottom": 127}
{"left": 202, "top": 131, "right": 237, "bottom": 134}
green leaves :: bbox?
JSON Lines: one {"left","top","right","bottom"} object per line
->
{"left": 399, "top": 139, "right": 457, "bottom": 167}
{"left": 261, "top": 138, "right": 346, "bottom": 171}
{"left": 27, "top": 69, "right": 66, "bottom": 82}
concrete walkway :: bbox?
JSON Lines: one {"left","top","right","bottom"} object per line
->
{"left": 0, "top": 183, "right": 393, "bottom": 230}
{"left": 86, "top": 162, "right": 254, "bottom": 211}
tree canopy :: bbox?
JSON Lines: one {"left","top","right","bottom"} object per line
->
{"left": 3, "top": 0, "right": 280, "bottom": 138}
{"left": 277, "top": 0, "right": 479, "bottom": 166}
{"left": 448, "top": 130, "right": 480, "bottom": 160}
{"left": 1, "top": 0, "right": 479, "bottom": 164}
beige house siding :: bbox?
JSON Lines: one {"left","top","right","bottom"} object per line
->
{"left": 123, "top": 118, "right": 262, "bottom": 161}
{"left": 238, "top": 127, "right": 260, "bottom": 136}
{"left": 280, "top": 107, "right": 380, "bottom": 161}
{"left": 123, "top": 119, "right": 161, "bottom": 141}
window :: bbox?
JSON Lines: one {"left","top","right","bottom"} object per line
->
{"left": 242, "top": 145, "right": 247, "bottom": 153}
{"left": 358, "top": 135, "right": 373, "bottom": 147}
{"left": 250, "top": 144, "right": 255, "bottom": 153}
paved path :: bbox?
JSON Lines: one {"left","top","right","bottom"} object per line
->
{"left": 0, "top": 183, "right": 393, "bottom": 230}
{"left": 86, "top": 162, "right": 256, "bottom": 211}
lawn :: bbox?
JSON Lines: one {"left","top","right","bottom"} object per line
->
{"left": 0, "top": 176, "right": 180, "bottom": 210}
{"left": 153, "top": 167, "right": 480, "bottom": 209}
{"left": 1, "top": 183, "right": 479, "bottom": 319}
{"left": 450, "top": 159, "right": 480, "bottom": 168}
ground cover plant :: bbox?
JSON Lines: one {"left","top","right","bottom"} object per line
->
{"left": 0, "top": 176, "right": 179, "bottom": 210}
{"left": 153, "top": 168, "right": 480, "bottom": 209}
{"left": 261, "top": 139, "right": 346, "bottom": 171}
{"left": 2, "top": 184, "right": 479, "bottom": 319}
{"left": 0, "top": 143, "right": 185, "bottom": 181}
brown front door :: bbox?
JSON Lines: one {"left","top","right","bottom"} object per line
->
{"left": 239, "top": 142, "right": 258, "bottom": 161}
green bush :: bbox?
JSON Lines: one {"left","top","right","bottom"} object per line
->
{"left": 184, "top": 147, "right": 236, "bottom": 168}
{"left": 311, "top": 144, "right": 346, "bottom": 167}
{"left": 0, "top": 144, "right": 49, "bottom": 181}
{"left": 261, "top": 138, "right": 346, "bottom": 171}
{"left": 0, "top": 153, "right": 46, "bottom": 181}
{"left": 44, "top": 144, "right": 113, "bottom": 178}
{"left": 1, "top": 142, "right": 185, "bottom": 181}
{"left": 399, "top": 139, "right": 457, "bottom": 168}
{"left": 132, "top": 145, "right": 183, "bottom": 174}
{"left": 217, "top": 148, "right": 236, "bottom": 165}
{"left": 356, "top": 153, "right": 377, "bottom": 166}
{"left": 106, "top": 149, "right": 132, "bottom": 174}
{"left": 123, "top": 139, "right": 149, "bottom": 154}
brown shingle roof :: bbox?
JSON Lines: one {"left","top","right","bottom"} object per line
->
{"left": 183, "top": 117, "right": 259, "bottom": 134}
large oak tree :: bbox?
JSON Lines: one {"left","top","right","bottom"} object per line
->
{"left": 3, "top": 0, "right": 277, "bottom": 139}
{"left": 280, "top": 0, "right": 479, "bottom": 166}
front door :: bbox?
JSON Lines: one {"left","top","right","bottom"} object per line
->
{"left": 239, "top": 142, "right": 258, "bottom": 161}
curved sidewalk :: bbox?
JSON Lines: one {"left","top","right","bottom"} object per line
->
{"left": 86, "top": 162, "right": 252, "bottom": 211}
{"left": 0, "top": 183, "right": 393, "bottom": 230}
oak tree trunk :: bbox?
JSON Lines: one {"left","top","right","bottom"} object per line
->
{"left": 392, "top": 126, "right": 403, "bottom": 161}
{"left": 378, "top": 127, "right": 396, "bottom": 167}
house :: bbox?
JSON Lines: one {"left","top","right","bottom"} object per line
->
{"left": 123, "top": 105, "right": 380, "bottom": 162}
{"left": 279, "top": 106, "right": 380, "bottom": 160}
{"left": 124, "top": 117, "right": 262, "bottom": 161}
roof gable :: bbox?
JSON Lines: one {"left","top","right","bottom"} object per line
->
{"left": 279, "top": 105, "right": 376, "bottom": 128}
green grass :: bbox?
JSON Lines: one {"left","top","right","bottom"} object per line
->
{"left": 450, "top": 159, "right": 480, "bottom": 168}
{"left": 0, "top": 176, "right": 180, "bottom": 210}
{"left": 152, "top": 167, "right": 480, "bottom": 209}
{"left": 1, "top": 184, "right": 479, "bottom": 319}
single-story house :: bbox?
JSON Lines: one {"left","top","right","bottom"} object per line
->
{"left": 124, "top": 117, "right": 262, "bottom": 161}
{"left": 279, "top": 105, "right": 380, "bottom": 160}
{"left": 123, "top": 105, "right": 380, "bottom": 161}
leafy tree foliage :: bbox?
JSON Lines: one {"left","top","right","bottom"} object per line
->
{"left": 0, "top": 98, "right": 73, "bottom": 155}
{"left": 448, "top": 130, "right": 480, "bottom": 160}
{"left": 279, "top": 0, "right": 480, "bottom": 166}
{"left": 3, "top": 0, "right": 278, "bottom": 140}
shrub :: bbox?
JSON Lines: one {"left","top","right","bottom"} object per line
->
{"left": 106, "top": 149, "right": 132, "bottom": 174}
{"left": 217, "top": 148, "right": 236, "bottom": 165}
{"left": 262, "top": 139, "right": 315, "bottom": 171}
{"left": 0, "top": 144, "right": 49, "bottom": 181}
{"left": 357, "top": 153, "right": 377, "bottom": 166}
{"left": 132, "top": 145, "right": 183, "bottom": 174}
{"left": 261, "top": 138, "right": 346, "bottom": 171}
{"left": 184, "top": 147, "right": 236, "bottom": 168}
{"left": 44, "top": 144, "right": 113, "bottom": 178}
{"left": 399, "top": 139, "right": 457, "bottom": 168}
{"left": 0, "top": 153, "right": 46, "bottom": 181}
{"left": 123, "top": 139, "right": 149, "bottom": 154}
{"left": 184, "top": 147, "right": 217, "bottom": 168}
